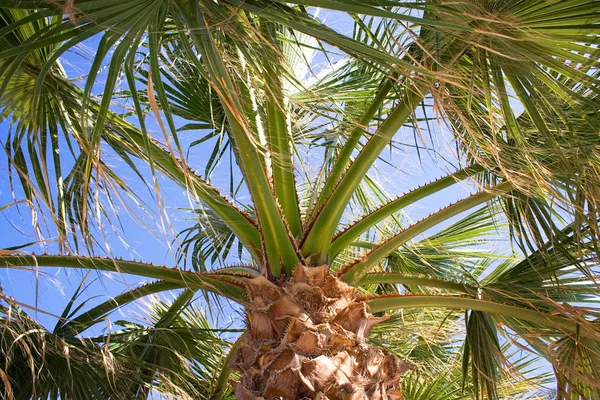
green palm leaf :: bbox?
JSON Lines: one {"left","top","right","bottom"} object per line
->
{"left": 2, "top": 1, "right": 600, "bottom": 398}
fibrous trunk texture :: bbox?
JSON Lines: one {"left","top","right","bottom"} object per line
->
{"left": 232, "top": 265, "right": 412, "bottom": 400}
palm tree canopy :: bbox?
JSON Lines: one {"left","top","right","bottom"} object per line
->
{"left": 1, "top": 0, "right": 600, "bottom": 398}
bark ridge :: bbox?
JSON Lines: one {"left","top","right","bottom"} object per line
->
{"left": 233, "top": 265, "right": 412, "bottom": 399}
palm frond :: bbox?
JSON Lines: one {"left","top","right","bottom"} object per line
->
{"left": 549, "top": 332, "right": 600, "bottom": 400}
{"left": 0, "top": 300, "right": 132, "bottom": 399}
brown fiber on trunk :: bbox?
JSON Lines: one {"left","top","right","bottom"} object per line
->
{"left": 232, "top": 265, "right": 412, "bottom": 400}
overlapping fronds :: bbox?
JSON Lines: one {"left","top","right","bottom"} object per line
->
{"left": 432, "top": 1, "right": 600, "bottom": 256}
{"left": 0, "top": 301, "right": 131, "bottom": 399}
{"left": 0, "top": 8, "right": 150, "bottom": 252}
{"left": 371, "top": 308, "right": 553, "bottom": 399}
{"left": 1, "top": 0, "right": 600, "bottom": 398}
{"left": 98, "top": 290, "right": 235, "bottom": 399}
{"left": 0, "top": 285, "right": 238, "bottom": 399}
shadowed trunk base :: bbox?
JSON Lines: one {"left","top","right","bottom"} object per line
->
{"left": 232, "top": 265, "right": 412, "bottom": 399}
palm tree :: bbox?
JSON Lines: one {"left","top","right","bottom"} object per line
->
{"left": 1, "top": 0, "right": 600, "bottom": 398}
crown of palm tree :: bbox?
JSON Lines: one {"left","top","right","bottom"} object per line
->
{"left": 1, "top": 1, "right": 600, "bottom": 399}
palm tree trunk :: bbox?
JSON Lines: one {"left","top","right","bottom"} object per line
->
{"left": 232, "top": 266, "right": 412, "bottom": 399}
